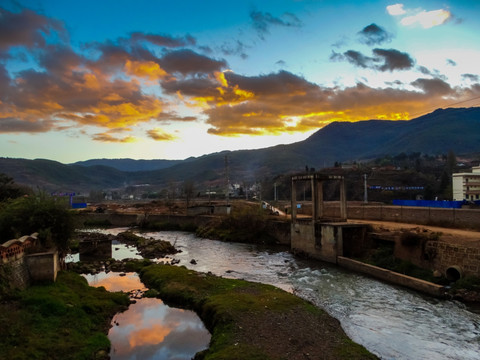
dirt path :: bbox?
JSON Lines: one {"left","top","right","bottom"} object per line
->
{"left": 350, "top": 219, "right": 480, "bottom": 249}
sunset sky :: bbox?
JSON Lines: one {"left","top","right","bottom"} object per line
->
{"left": 1, "top": 0, "right": 479, "bottom": 163}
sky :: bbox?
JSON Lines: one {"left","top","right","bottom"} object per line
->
{"left": 1, "top": 0, "right": 480, "bottom": 163}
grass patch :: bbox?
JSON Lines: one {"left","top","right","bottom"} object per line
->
{"left": 0, "top": 271, "right": 130, "bottom": 360}
{"left": 140, "top": 264, "right": 377, "bottom": 360}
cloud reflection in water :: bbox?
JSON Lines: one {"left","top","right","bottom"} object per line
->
{"left": 85, "top": 271, "right": 210, "bottom": 359}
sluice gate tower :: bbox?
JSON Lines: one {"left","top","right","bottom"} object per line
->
{"left": 290, "top": 173, "right": 368, "bottom": 263}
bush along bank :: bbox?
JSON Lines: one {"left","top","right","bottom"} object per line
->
{"left": 195, "top": 208, "right": 278, "bottom": 245}
{"left": 0, "top": 271, "right": 130, "bottom": 360}
{"left": 140, "top": 263, "right": 378, "bottom": 360}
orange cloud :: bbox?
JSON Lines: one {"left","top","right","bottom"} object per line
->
{"left": 147, "top": 128, "right": 177, "bottom": 141}
{"left": 128, "top": 324, "right": 174, "bottom": 348}
{"left": 92, "top": 132, "right": 137, "bottom": 143}
{"left": 124, "top": 60, "right": 168, "bottom": 81}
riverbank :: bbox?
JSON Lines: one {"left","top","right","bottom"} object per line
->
{"left": 0, "top": 271, "right": 130, "bottom": 359}
{"left": 140, "top": 263, "right": 377, "bottom": 360}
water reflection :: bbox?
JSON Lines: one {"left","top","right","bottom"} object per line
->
{"left": 85, "top": 270, "right": 210, "bottom": 360}
{"left": 84, "top": 272, "right": 146, "bottom": 292}
{"left": 109, "top": 298, "right": 211, "bottom": 360}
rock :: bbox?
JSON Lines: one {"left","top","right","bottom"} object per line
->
{"left": 95, "top": 350, "right": 108, "bottom": 359}
{"left": 190, "top": 259, "right": 197, "bottom": 265}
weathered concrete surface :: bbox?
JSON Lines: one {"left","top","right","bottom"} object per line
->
{"left": 26, "top": 251, "right": 59, "bottom": 283}
{"left": 324, "top": 203, "right": 480, "bottom": 230}
{"left": 338, "top": 256, "right": 446, "bottom": 298}
{"left": 291, "top": 221, "right": 368, "bottom": 263}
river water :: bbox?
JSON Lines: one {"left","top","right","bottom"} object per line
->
{"left": 82, "top": 229, "right": 480, "bottom": 360}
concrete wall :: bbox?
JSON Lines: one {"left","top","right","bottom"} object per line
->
{"left": 291, "top": 220, "right": 317, "bottom": 258}
{"left": 425, "top": 241, "right": 480, "bottom": 278}
{"left": 338, "top": 257, "right": 446, "bottom": 298}
{"left": 323, "top": 203, "right": 480, "bottom": 229}
{"left": 0, "top": 257, "right": 30, "bottom": 290}
{"left": 26, "top": 251, "right": 59, "bottom": 283}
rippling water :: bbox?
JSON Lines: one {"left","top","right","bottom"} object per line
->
{"left": 139, "top": 230, "right": 480, "bottom": 360}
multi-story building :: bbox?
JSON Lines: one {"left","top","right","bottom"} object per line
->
{"left": 452, "top": 166, "right": 480, "bottom": 201}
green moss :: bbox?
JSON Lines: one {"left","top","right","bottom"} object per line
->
{"left": 0, "top": 271, "right": 129, "bottom": 360}
{"left": 140, "top": 264, "right": 376, "bottom": 360}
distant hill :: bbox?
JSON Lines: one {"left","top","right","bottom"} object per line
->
{"left": 0, "top": 158, "right": 128, "bottom": 193}
{"left": 72, "top": 158, "right": 184, "bottom": 172}
{"left": 1, "top": 107, "right": 479, "bottom": 192}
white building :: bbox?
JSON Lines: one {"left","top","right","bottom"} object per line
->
{"left": 452, "top": 166, "right": 480, "bottom": 201}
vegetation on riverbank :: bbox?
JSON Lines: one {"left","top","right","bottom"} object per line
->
{"left": 196, "top": 205, "right": 278, "bottom": 244}
{"left": 0, "top": 271, "right": 130, "bottom": 360}
{"left": 140, "top": 263, "right": 377, "bottom": 360}
{"left": 362, "top": 244, "right": 447, "bottom": 284}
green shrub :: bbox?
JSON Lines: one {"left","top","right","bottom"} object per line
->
{"left": 0, "top": 192, "right": 74, "bottom": 257}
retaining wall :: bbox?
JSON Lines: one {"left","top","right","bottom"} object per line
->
{"left": 27, "top": 251, "right": 59, "bottom": 283}
{"left": 338, "top": 256, "right": 446, "bottom": 297}
{"left": 1, "top": 257, "right": 30, "bottom": 290}
{"left": 324, "top": 203, "right": 480, "bottom": 229}
{"left": 425, "top": 242, "right": 480, "bottom": 277}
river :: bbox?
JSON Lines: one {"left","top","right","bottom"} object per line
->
{"left": 82, "top": 229, "right": 480, "bottom": 359}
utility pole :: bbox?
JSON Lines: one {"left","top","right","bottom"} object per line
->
{"left": 363, "top": 173, "right": 368, "bottom": 204}
{"left": 274, "top": 182, "right": 277, "bottom": 202}
{"left": 225, "top": 155, "right": 230, "bottom": 205}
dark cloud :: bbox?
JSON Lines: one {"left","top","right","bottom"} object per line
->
{"left": 417, "top": 66, "right": 432, "bottom": 75}
{"left": 250, "top": 10, "right": 302, "bottom": 40}
{"left": 446, "top": 59, "right": 457, "bottom": 66}
{"left": 224, "top": 70, "right": 319, "bottom": 96}
{"left": 156, "top": 112, "right": 197, "bottom": 122}
{"left": 462, "top": 73, "right": 479, "bottom": 82}
{"left": 0, "top": 64, "right": 10, "bottom": 98}
{"left": 411, "top": 78, "right": 453, "bottom": 95}
{"left": 0, "top": 117, "right": 53, "bottom": 133}
{"left": 343, "top": 50, "right": 372, "bottom": 68}
{"left": 219, "top": 40, "right": 249, "bottom": 59}
{"left": 372, "top": 48, "right": 415, "bottom": 71}
{"left": 0, "top": 7, "right": 66, "bottom": 51}
{"left": 161, "top": 76, "right": 220, "bottom": 97}
{"left": 332, "top": 48, "right": 414, "bottom": 72}
{"left": 358, "top": 23, "right": 393, "bottom": 46}
{"left": 160, "top": 49, "right": 227, "bottom": 75}
{"left": 89, "top": 41, "right": 137, "bottom": 74}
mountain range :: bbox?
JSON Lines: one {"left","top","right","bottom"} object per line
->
{"left": 1, "top": 107, "right": 479, "bottom": 193}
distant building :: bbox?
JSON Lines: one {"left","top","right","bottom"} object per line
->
{"left": 452, "top": 166, "right": 480, "bottom": 201}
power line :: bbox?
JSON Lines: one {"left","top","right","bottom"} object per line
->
{"left": 408, "top": 95, "right": 480, "bottom": 119}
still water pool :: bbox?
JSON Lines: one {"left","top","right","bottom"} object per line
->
{"left": 84, "top": 271, "right": 211, "bottom": 360}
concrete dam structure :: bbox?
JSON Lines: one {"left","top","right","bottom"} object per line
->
{"left": 290, "top": 173, "right": 369, "bottom": 263}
